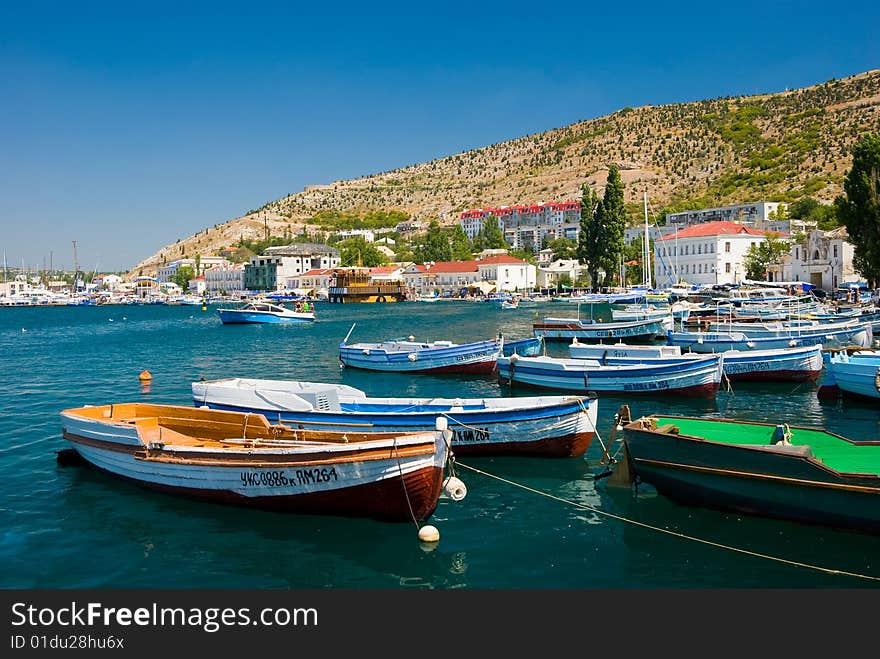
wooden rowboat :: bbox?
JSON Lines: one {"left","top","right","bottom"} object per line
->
{"left": 60, "top": 403, "right": 454, "bottom": 522}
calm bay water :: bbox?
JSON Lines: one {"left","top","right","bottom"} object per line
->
{"left": 2, "top": 301, "right": 879, "bottom": 589}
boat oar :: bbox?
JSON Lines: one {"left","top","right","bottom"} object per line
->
{"left": 342, "top": 322, "right": 357, "bottom": 345}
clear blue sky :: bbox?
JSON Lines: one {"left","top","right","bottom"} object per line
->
{"left": 2, "top": 1, "right": 878, "bottom": 272}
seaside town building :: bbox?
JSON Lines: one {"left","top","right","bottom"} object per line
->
{"left": 459, "top": 200, "right": 581, "bottom": 253}
{"left": 654, "top": 221, "right": 789, "bottom": 287}
{"left": 157, "top": 256, "right": 231, "bottom": 283}
{"left": 402, "top": 255, "right": 536, "bottom": 296}
{"left": 536, "top": 259, "right": 589, "bottom": 289}
{"left": 204, "top": 262, "right": 246, "bottom": 295}
{"left": 284, "top": 268, "right": 335, "bottom": 296}
{"left": 767, "top": 227, "right": 860, "bottom": 290}
{"left": 243, "top": 244, "right": 340, "bottom": 292}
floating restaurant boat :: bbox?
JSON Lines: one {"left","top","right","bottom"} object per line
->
{"left": 191, "top": 378, "right": 598, "bottom": 457}
{"left": 497, "top": 353, "right": 722, "bottom": 397}
{"left": 617, "top": 407, "right": 880, "bottom": 534}
{"left": 568, "top": 341, "right": 823, "bottom": 382}
{"left": 818, "top": 350, "right": 880, "bottom": 400}
{"left": 217, "top": 301, "right": 315, "bottom": 324}
{"left": 338, "top": 324, "right": 502, "bottom": 374}
{"left": 667, "top": 322, "right": 872, "bottom": 353}
{"left": 60, "top": 403, "right": 454, "bottom": 522}
{"left": 533, "top": 316, "right": 672, "bottom": 342}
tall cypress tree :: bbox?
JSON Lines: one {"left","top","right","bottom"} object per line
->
{"left": 600, "top": 165, "right": 627, "bottom": 286}
{"left": 449, "top": 224, "right": 474, "bottom": 260}
{"left": 576, "top": 166, "right": 628, "bottom": 289}
{"left": 577, "top": 184, "right": 602, "bottom": 289}
{"left": 837, "top": 134, "right": 880, "bottom": 286}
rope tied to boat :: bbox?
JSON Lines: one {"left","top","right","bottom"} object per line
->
{"left": 454, "top": 461, "right": 880, "bottom": 583}
{"left": 392, "top": 435, "right": 420, "bottom": 530}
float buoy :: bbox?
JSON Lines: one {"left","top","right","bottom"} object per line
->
{"left": 418, "top": 525, "right": 440, "bottom": 543}
{"left": 138, "top": 370, "right": 153, "bottom": 382}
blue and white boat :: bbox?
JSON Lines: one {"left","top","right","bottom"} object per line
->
{"left": 533, "top": 315, "right": 672, "bottom": 341}
{"left": 497, "top": 353, "right": 723, "bottom": 397}
{"left": 502, "top": 336, "right": 544, "bottom": 357}
{"left": 667, "top": 323, "right": 872, "bottom": 353}
{"left": 217, "top": 301, "right": 315, "bottom": 324}
{"left": 339, "top": 334, "right": 502, "bottom": 374}
{"left": 191, "top": 378, "right": 598, "bottom": 457}
{"left": 819, "top": 350, "right": 880, "bottom": 400}
{"left": 568, "top": 341, "right": 823, "bottom": 382}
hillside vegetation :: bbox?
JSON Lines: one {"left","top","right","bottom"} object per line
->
{"left": 131, "top": 69, "right": 880, "bottom": 276}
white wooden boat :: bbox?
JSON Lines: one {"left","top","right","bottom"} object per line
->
{"left": 667, "top": 323, "right": 872, "bottom": 352}
{"left": 568, "top": 341, "right": 823, "bottom": 382}
{"left": 339, "top": 336, "right": 502, "bottom": 374}
{"left": 533, "top": 316, "right": 672, "bottom": 341}
{"left": 497, "top": 353, "right": 722, "bottom": 397}
{"left": 60, "top": 403, "right": 453, "bottom": 522}
{"left": 192, "top": 378, "right": 598, "bottom": 457}
{"left": 819, "top": 350, "right": 880, "bottom": 400}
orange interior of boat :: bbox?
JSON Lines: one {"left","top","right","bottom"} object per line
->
{"left": 64, "top": 403, "right": 430, "bottom": 448}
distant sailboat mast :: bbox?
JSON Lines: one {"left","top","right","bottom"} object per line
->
{"left": 643, "top": 190, "right": 652, "bottom": 289}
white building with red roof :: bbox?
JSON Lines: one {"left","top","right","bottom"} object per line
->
{"left": 284, "top": 268, "right": 335, "bottom": 295}
{"left": 401, "top": 255, "right": 536, "bottom": 295}
{"left": 460, "top": 200, "right": 581, "bottom": 252}
{"left": 655, "top": 221, "right": 789, "bottom": 287}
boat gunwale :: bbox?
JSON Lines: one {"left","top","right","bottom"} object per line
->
{"left": 625, "top": 414, "right": 880, "bottom": 479}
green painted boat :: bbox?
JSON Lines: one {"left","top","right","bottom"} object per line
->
{"left": 619, "top": 408, "right": 880, "bottom": 533}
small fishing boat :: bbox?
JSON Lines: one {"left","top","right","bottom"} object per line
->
{"left": 497, "top": 353, "right": 722, "bottom": 397}
{"left": 338, "top": 324, "right": 502, "bottom": 374}
{"left": 617, "top": 407, "right": 880, "bottom": 534}
{"left": 60, "top": 403, "right": 454, "bottom": 522}
{"left": 192, "top": 378, "right": 598, "bottom": 457}
{"left": 217, "top": 301, "right": 315, "bottom": 324}
{"left": 667, "top": 322, "right": 872, "bottom": 353}
{"left": 818, "top": 350, "right": 880, "bottom": 400}
{"left": 533, "top": 316, "right": 672, "bottom": 342}
{"left": 502, "top": 336, "right": 544, "bottom": 357}
{"left": 609, "top": 305, "right": 671, "bottom": 322}
{"left": 568, "top": 341, "right": 824, "bottom": 382}
{"left": 500, "top": 299, "right": 519, "bottom": 310}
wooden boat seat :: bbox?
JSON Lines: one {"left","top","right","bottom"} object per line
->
{"left": 655, "top": 424, "right": 680, "bottom": 435}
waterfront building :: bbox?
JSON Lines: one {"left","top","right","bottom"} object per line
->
{"left": 767, "top": 227, "right": 860, "bottom": 290}
{"left": 204, "top": 263, "right": 245, "bottom": 295}
{"left": 654, "top": 221, "right": 789, "bottom": 287}
{"left": 285, "top": 268, "right": 335, "bottom": 296}
{"left": 157, "top": 256, "right": 231, "bottom": 283}
{"left": 187, "top": 276, "right": 206, "bottom": 295}
{"left": 536, "top": 259, "right": 588, "bottom": 288}
{"left": 243, "top": 244, "right": 340, "bottom": 292}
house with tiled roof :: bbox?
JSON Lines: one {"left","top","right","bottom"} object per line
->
{"left": 284, "top": 268, "right": 335, "bottom": 294}
{"left": 401, "top": 256, "right": 536, "bottom": 295}
{"left": 654, "top": 221, "right": 790, "bottom": 287}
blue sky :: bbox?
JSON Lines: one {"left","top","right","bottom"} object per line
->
{"left": 1, "top": 1, "right": 878, "bottom": 271}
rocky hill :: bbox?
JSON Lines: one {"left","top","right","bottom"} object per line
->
{"left": 131, "top": 69, "right": 880, "bottom": 276}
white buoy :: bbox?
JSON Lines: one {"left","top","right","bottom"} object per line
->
{"left": 441, "top": 476, "right": 467, "bottom": 501}
{"left": 418, "top": 525, "right": 440, "bottom": 543}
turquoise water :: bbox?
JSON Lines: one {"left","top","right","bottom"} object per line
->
{"left": 2, "top": 301, "right": 879, "bottom": 588}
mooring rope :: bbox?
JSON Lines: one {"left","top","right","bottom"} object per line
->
{"left": 454, "top": 460, "right": 880, "bottom": 583}
{"left": 392, "top": 436, "right": 420, "bottom": 530}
